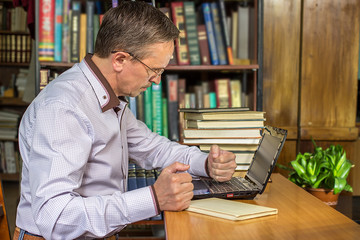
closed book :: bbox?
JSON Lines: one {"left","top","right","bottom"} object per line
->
{"left": 231, "top": 10, "right": 238, "bottom": 59}
{"left": 183, "top": 110, "right": 264, "bottom": 121}
{"left": 128, "top": 97, "right": 137, "bottom": 118}
{"left": 165, "top": 74, "right": 179, "bottom": 141}
{"left": 237, "top": 4, "right": 250, "bottom": 60}
{"left": 144, "top": 87, "right": 153, "bottom": 130}
{"left": 171, "top": 2, "right": 190, "bottom": 65}
{"left": 186, "top": 198, "right": 278, "bottom": 221}
{"left": 54, "top": 0, "right": 63, "bottom": 62}
{"left": 70, "top": 1, "right": 81, "bottom": 63}
{"left": 79, "top": 13, "right": 87, "bottom": 61}
{"left": 4, "top": 141, "right": 16, "bottom": 173}
{"left": 210, "top": 2, "right": 227, "bottom": 65}
{"left": 159, "top": 7, "right": 177, "bottom": 66}
{"left": 162, "top": 98, "right": 168, "bottom": 138}
{"left": 200, "top": 144, "right": 259, "bottom": 152}
{"left": 214, "top": 78, "right": 231, "bottom": 108}
{"left": 197, "top": 24, "right": 211, "bottom": 65}
{"left": 186, "top": 119, "right": 264, "bottom": 129}
{"left": 62, "top": 0, "right": 71, "bottom": 62}
{"left": 218, "top": 0, "right": 234, "bottom": 65}
{"left": 93, "top": 14, "right": 100, "bottom": 48}
{"left": 136, "top": 167, "right": 147, "bottom": 189}
{"left": 152, "top": 83, "right": 162, "bottom": 135}
{"left": 39, "top": 0, "right": 55, "bottom": 61}
{"left": 178, "top": 78, "right": 186, "bottom": 142}
{"left": 230, "top": 79, "right": 242, "bottom": 107}
{"left": 145, "top": 170, "right": 156, "bottom": 186}
{"left": 183, "top": 138, "right": 260, "bottom": 145}
{"left": 183, "top": 128, "right": 262, "bottom": 139}
{"left": 183, "top": 1, "right": 201, "bottom": 65}
{"left": 128, "top": 163, "right": 137, "bottom": 191}
{"left": 86, "top": 0, "right": 95, "bottom": 54}
{"left": 234, "top": 152, "right": 255, "bottom": 165}
{"left": 136, "top": 92, "right": 144, "bottom": 122}
{"left": 202, "top": 3, "right": 219, "bottom": 65}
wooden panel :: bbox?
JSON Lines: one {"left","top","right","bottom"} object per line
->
{"left": 353, "top": 139, "right": 360, "bottom": 196}
{"left": 301, "top": 127, "right": 358, "bottom": 141}
{"left": 0, "top": 181, "right": 10, "bottom": 240}
{"left": 263, "top": 0, "right": 301, "bottom": 135}
{"left": 273, "top": 139, "right": 297, "bottom": 178}
{"left": 300, "top": 0, "right": 360, "bottom": 131}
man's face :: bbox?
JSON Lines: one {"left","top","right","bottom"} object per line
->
{"left": 115, "top": 41, "right": 174, "bottom": 97}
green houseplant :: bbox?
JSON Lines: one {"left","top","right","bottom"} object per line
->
{"left": 279, "top": 139, "right": 354, "bottom": 204}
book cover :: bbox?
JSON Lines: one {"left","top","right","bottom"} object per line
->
{"left": 152, "top": 83, "right": 162, "bottom": 135}
{"left": 186, "top": 119, "right": 264, "bottom": 129}
{"left": 178, "top": 78, "right": 186, "bottom": 142}
{"left": 218, "top": 0, "right": 234, "bottom": 65}
{"left": 183, "top": 138, "right": 260, "bottom": 145}
{"left": 237, "top": 4, "right": 250, "bottom": 60}
{"left": 214, "top": 78, "right": 231, "bottom": 108}
{"left": 202, "top": 3, "right": 219, "bottom": 65}
{"left": 230, "top": 79, "right": 242, "bottom": 107}
{"left": 186, "top": 198, "right": 278, "bottom": 221}
{"left": 86, "top": 0, "right": 95, "bottom": 54}
{"left": 159, "top": 7, "right": 177, "bottom": 66}
{"left": 183, "top": 1, "right": 201, "bottom": 65}
{"left": 197, "top": 24, "right": 211, "bottom": 65}
{"left": 62, "top": 0, "right": 71, "bottom": 62}
{"left": 162, "top": 98, "right": 168, "bottom": 138}
{"left": 144, "top": 87, "right": 153, "bottom": 130}
{"left": 183, "top": 110, "right": 264, "bottom": 121}
{"left": 171, "top": 2, "right": 190, "bottom": 65}
{"left": 54, "top": 0, "right": 63, "bottom": 62}
{"left": 70, "top": 1, "right": 81, "bottom": 63}
{"left": 165, "top": 74, "right": 179, "bottom": 141}
{"left": 183, "top": 128, "right": 262, "bottom": 139}
{"left": 39, "top": 0, "right": 55, "bottom": 61}
{"left": 199, "top": 144, "right": 259, "bottom": 152}
{"left": 210, "top": 2, "right": 227, "bottom": 65}
{"left": 79, "top": 13, "right": 87, "bottom": 61}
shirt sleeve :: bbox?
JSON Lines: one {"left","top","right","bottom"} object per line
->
{"left": 21, "top": 102, "right": 158, "bottom": 239}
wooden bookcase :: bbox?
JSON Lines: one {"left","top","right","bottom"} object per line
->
{"left": 33, "top": 0, "right": 264, "bottom": 238}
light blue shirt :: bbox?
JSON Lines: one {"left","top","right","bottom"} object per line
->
{"left": 16, "top": 54, "right": 208, "bottom": 239}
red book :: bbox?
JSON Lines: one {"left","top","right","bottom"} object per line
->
{"left": 39, "top": 0, "right": 55, "bottom": 61}
{"left": 171, "top": 2, "right": 190, "bottom": 65}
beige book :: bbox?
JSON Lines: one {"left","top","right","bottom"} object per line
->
{"left": 186, "top": 198, "right": 278, "bottom": 221}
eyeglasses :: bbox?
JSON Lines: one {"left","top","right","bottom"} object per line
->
{"left": 111, "top": 51, "right": 165, "bottom": 77}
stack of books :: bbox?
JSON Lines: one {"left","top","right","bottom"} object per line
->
{"left": 180, "top": 108, "right": 265, "bottom": 171}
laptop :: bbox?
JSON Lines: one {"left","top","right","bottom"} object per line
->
{"left": 192, "top": 126, "right": 287, "bottom": 200}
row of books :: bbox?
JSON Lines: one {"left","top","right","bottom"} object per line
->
{"left": 37, "top": 0, "right": 252, "bottom": 65}
{"left": 128, "top": 163, "right": 162, "bottom": 220}
{"left": 0, "top": 32, "right": 32, "bottom": 64}
{"left": 0, "top": 4, "right": 28, "bottom": 32}
{"left": 0, "top": 140, "right": 20, "bottom": 174}
{"left": 181, "top": 108, "right": 265, "bottom": 171}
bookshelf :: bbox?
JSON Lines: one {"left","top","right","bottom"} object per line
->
{"left": 32, "top": 0, "right": 263, "bottom": 237}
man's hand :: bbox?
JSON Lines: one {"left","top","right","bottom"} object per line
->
{"left": 153, "top": 162, "right": 194, "bottom": 211}
{"left": 207, "top": 145, "right": 236, "bottom": 182}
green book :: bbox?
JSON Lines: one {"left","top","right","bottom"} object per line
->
{"left": 152, "top": 83, "right": 162, "bottom": 135}
{"left": 93, "top": 14, "right": 100, "bottom": 49}
{"left": 184, "top": 1, "right": 201, "bottom": 65}
{"left": 144, "top": 87, "right": 152, "bottom": 130}
{"left": 162, "top": 98, "right": 169, "bottom": 138}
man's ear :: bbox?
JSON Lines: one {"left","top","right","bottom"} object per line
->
{"left": 112, "top": 51, "right": 129, "bottom": 72}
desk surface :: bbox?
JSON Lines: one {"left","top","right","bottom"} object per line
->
{"left": 164, "top": 173, "right": 360, "bottom": 240}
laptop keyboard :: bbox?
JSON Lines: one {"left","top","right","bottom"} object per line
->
{"left": 205, "top": 178, "right": 251, "bottom": 194}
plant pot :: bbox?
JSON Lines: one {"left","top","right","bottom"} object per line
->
{"left": 305, "top": 188, "right": 340, "bottom": 208}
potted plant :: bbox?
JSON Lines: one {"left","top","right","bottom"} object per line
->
{"left": 278, "top": 139, "right": 354, "bottom": 207}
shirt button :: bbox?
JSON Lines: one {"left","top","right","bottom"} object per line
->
{"left": 103, "top": 95, "right": 107, "bottom": 99}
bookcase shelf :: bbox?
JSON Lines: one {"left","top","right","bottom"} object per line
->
{"left": 0, "top": 97, "right": 28, "bottom": 107}
{"left": 0, "top": 173, "right": 19, "bottom": 182}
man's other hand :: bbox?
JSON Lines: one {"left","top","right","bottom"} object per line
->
{"left": 207, "top": 145, "right": 236, "bottom": 182}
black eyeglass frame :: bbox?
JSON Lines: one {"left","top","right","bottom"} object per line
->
{"left": 111, "top": 51, "right": 165, "bottom": 77}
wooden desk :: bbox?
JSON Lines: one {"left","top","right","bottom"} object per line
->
{"left": 164, "top": 173, "right": 360, "bottom": 240}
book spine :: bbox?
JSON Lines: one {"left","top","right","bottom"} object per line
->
{"left": 86, "top": 0, "right": 95, "bottom": 54}
{"left": 197, "top": 24, "right": 211, "bottom": 65}
{"left": 178, "top": 78, "right": 186, "bottom": 142}
{"left": 128, "top": 97, "right": 137, "bottom": 119}
{"left": 214, "top": 78, "right": 231, "bottom": 108}
{"left": 201, "top": 3, "right": 219, "bottom": 65}
{"left": 70, "top": 1, "right": 81, "bottom": 63}
{"left": 79, "top": 13, "right": 87, "bottom": 61}
{"left": 93, "top": 14, "right": 100, "bottom": 50}
{"left": 238, "top": 4, "right": 250, "bottom": 60}
{"left": 210, "top": 2, "right": 227, "bottom": 65}
{"left": 166, "top": 74, "right": 180, "bottom": 141}
{"left": 39, "top": 0, "right": 55, "bottom": 61}
{"left": 152, "top": 83, "right": 162, "bottom": 135}
{"left": 54, "top": 0, "right": 63, "bottom": 62}
{"left": 230, "top": 79, "right": 242, "bottom": 107}
{"left": 127, "top": 163, "right": 137, "bottom": 191}
{"left": 144, "top": 87, "right": 153, "bottom": 130}
{"left": 162, "top": 98, "right": 168, "bottom": 138}
{"left": 136, "top": 166, "right": 146, "bottom": 189}
{"left": 218, "top": 0, "right": 233, "bottom": 65}
{"left": 62, "top": 0, "right": 71, "bottom": 62}
{"left": 183, "top": 1, "right": 201, "bottom": 65}
{"left": 159, "top": 7, "right": 177, "bottom": 66}
{"left": 171, "top": 2, "right": 190, "bottom": 65}
{"left": 136, "top": 92, "right": 144, "bottom": 122}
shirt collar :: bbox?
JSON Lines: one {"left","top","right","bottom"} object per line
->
{"left": 82, "top": 54, "right": 128, "bottom": 112}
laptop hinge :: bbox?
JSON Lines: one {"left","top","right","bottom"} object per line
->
{"left": 245, "top": 175, "right": 263, "bottom": 190}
